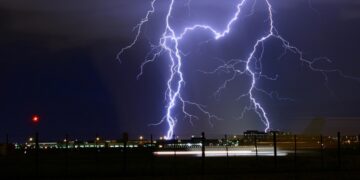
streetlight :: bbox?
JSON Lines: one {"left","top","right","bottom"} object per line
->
{"left": 31, "top": 115, "right": 40, "bottom": 149}
{"left": 95, "top": 136, "right": 100, "bottom": 148}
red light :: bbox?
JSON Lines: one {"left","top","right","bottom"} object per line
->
{"left": 32, "top": 115, "right": 40, "bottom": 123}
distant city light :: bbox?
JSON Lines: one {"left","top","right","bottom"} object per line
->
{"left": 154, "top": 149, "right": 288, "bottom": 157}
{"left": 96, "top": 137, "right": 100, "bottom": 141}
{"left": 29, "top": 137, "right": 33, "bottom": 141}
{"left": 139, "top": 136, "right": 143, "bottom": 140}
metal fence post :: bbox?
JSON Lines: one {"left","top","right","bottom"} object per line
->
{"left": 225, "top": 134, "right": 229, "bottom": 170}
{"left": 95, "top": 134, "right": 99, "bottom": 174}
{"left": 123, "top": 132, "right": 128, "bottom": 174}
{"left": 273, "top": 131, "right": 277, "bottom": 169}
{"left": 173, "top": 135, "right": 176, "bottom": 174}
{"left": 201, "top": 132, "right": 205, "bottom": 174}
{"left": 320, "top": 134, "right": 324, "bottom": 169}
{"left": 358, "top": 134, "right": 360, "bottom": 152}
{"left": 35, "top": 132, "right": 39, "bottom": 176}
{"left": 294, "top": 135, "right": 297, "bottom": 169}
{"left": 65, "top": 134, "right": 69, "bottom": 176}
{"left": 254, "top": 135, "right": 258, "bottom": 161}
{"left": 5, "top": 133, "right": 9, "bottom": 154}
{"left": 337, "top": 132, "right": 341, "bottom": 169}
{"left": 6, "top": 133, "right": 9, "bottom": 146}
{"left": 150, "top": 134, "right": 153, "bottom": 147}
{"left": 150, "top": 134, "right": 154, "bottom": 175}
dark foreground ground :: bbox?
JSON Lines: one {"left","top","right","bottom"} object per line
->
{"left": 1, "top": 148, "right": 360, "bottom": 179}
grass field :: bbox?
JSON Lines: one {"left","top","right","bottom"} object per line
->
{"left": 1, "top": 147, "right": 360, "bottom": 179}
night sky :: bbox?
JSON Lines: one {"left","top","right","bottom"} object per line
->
{"left": 1, "top": 0, "right": 360, "bottom": 142}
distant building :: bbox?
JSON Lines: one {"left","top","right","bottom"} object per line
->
{"left": 244, "top": 130, "right": 267, "bottom": 136}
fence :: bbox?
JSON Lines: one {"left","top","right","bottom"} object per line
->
{"left": 0, "top": 131, "right": 360, "bottom": 177}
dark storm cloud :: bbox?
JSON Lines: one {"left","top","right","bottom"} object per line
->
{"left": 3, "top": 0, "right": 348, "bottom": 48}
{"left": 0, "top": 0, "right": 327, "bottom": 45}
{"left": 274, "top": 0, "right": 360, "bottom": 20}
{"left": 0, "top": 0, "right": 235, "bottom": 41}
{"left": 0, "top": 0, "right": 153, "bottom": 49}
{"left": 309, "top": 0, "right": 360, "bottom": 20}
{"left": 310, "top": 0, "right": 360, "bottom": 4}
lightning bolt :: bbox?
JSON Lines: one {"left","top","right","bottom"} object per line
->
{"left": 118, "top": 0, "right": 360, "bottom": 139}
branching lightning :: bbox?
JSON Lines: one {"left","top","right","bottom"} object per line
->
{"left": 118, "top": 0, "right": 360, "bottom": 139}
